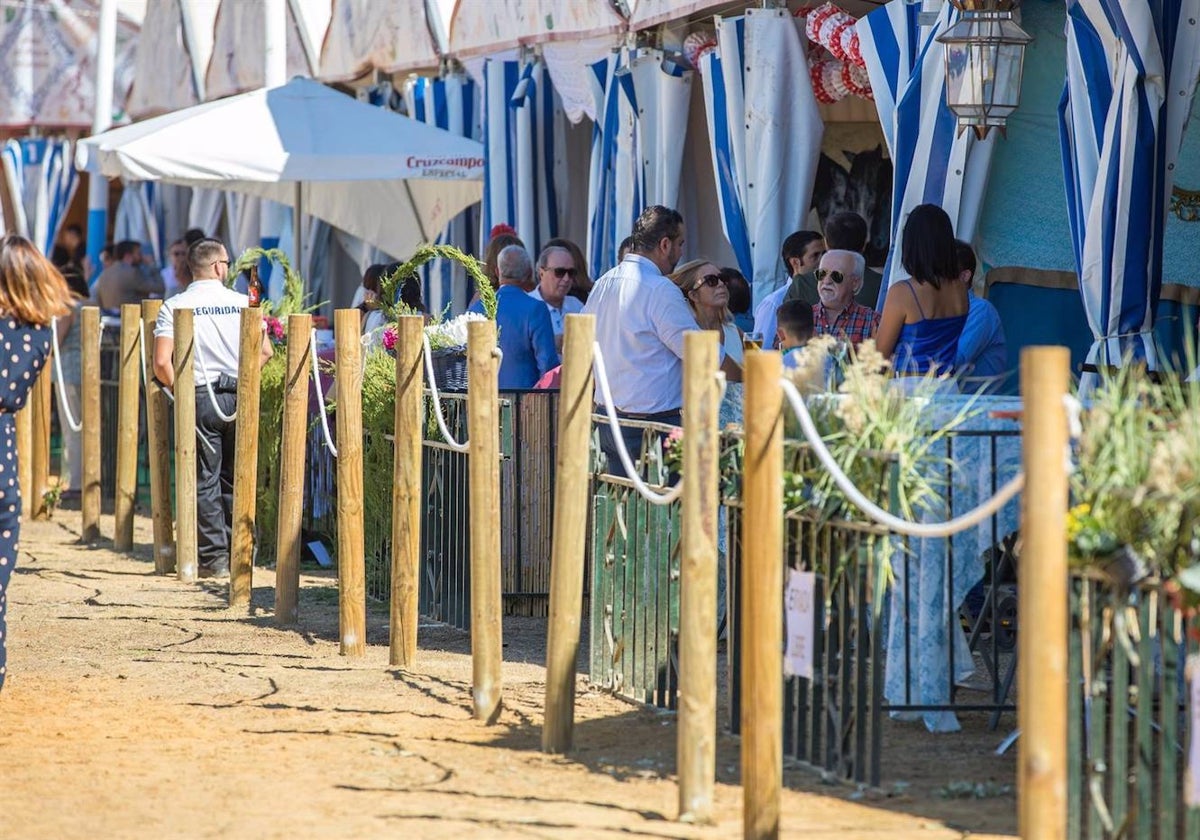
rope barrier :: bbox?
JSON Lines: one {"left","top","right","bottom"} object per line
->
{"left": 194, "top": 337, "right": 237, "bottom": 423}
{"left": 48, "top": 316, "right": 83, "bottom": 433}
{"left": 779, "top": 377, "right": 1024, "bottom": 538}
{"left": 591, "top": 341, "right": 683, "bottom": 506}
{"left": 422, "top": 333, "right": 470, "bottom": 454}
{"left": 310, "top": 329, "right": 338, "bottom": 458}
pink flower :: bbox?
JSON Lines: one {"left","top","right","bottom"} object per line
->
{"left": 382, "top": 325, "right": 397, "bottom": 351}
{"left": 264, "top": 316, "right": 285, "bottom": 343}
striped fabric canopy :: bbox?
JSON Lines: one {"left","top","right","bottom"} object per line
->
{"left": 1060, "top": 0, "right": 1200, "bottom": 374}
{"left": 406, "top": 74, "right": 480, "bottom": 315}
{"left": 700, "top": 9, "right": 824, "bottom": 309}
{"left": 1, "top": 138, "right": 78, "bottom": 256}
{"left": 857, "top": 1, "right": 997, "bottom": 304}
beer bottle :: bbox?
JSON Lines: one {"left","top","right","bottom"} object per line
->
{"left": 247, "top": 265, "right": 262, "bottom": 307}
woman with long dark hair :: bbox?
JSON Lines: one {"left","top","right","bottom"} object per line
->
{"left": 0, "top": 235, "right": 74, "bottom": 692}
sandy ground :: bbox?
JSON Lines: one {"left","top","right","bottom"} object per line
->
{"left": 0, "top": 511, "right": 1018, "bottom": 839}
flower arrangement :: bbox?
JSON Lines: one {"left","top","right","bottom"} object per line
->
{"left": 263, "top": 315, "right": 286, "bottom": 346}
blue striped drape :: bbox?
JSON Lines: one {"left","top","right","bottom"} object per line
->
{"left": 1, "top": 137, "right": 78, "bottom": 255}
{"left": 586, "top": 51, "right": 642, "bottom": 277}
{"left": 1060, "top": 0, "right": 1200, "bottom": 375}
{"left": 857, "top": 1, "right": 997, "bottom": 303}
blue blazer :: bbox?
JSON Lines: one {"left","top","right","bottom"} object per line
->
{"left": 470, "top": 285, "right": 559, "bottom": 389}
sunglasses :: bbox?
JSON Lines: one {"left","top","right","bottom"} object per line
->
{"left": 693, "top": 274, "right": 723, "bottom": 290}
{"left": 814, "top": 268, "right": 845, "bottom": 285}
{"left": 547, "top": 266, "right": 578, "bottom": 279}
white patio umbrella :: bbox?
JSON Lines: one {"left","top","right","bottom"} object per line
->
{"left": 76, "top": 76, "right": 484, "bottom": 264}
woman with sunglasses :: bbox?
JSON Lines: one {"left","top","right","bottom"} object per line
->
{"left": 670, "top": 259, "right": 744, "bottom": 425}
{"left": 875, "top": 204, "right": 969, "bottom": 390}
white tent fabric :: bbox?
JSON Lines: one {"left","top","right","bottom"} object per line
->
{"left": 448, "top": 0, "right": 625, "bottom": 59}
{"left": 700, "top": 10, "right": 824, "bottom": 307}
{"left": 628, "top": 0, "right": 729, "bottom": 31}
{"left": 112, "top": 181, "right": 190, "bottom": 266}
{"left": 77, "top": 77, "right": 484, "bottom": 262}
{"left": 543, "top": 38, "right": 623, "bottom": 124}
{"left": 1, "top": 138, "right": 79, "bottom": 255}
{"left": 586, "top": 51, "right": 641, "bottom": 278}
{"left": 128, "top": 0, "right": 219, "bottom": 118}
{"left": 319, "top": 0, "right": 441, "bottom": 81}
{"left": 630, "top": 51, "right": 693, "bottom": 213}
{"left": 206, "top": 0, "right": 330, "bottom": 99}
{"left": 0, "top": 1, "right": 139, "bottom": 127}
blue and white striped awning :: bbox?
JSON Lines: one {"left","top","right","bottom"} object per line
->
{"left": 1, "top": 137, "right": 78, "bottom": 256}
{"left": 586, "top": 51, "right": 642, "bottom": 277}
{"left": 858, "top": 1, "right": 997, "bottom": 303}
{"left": 1060, "top": 0, "right": 1200, "bottom": 374}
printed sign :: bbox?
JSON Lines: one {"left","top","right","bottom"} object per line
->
{"left": 784, "top": 570, "right": 816, "bottom": 680}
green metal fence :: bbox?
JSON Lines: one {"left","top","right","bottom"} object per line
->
{"left": 1067, "top": 573, "right": 1200, "bottom": 838}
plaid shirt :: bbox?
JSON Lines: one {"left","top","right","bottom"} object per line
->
{"left": 813, "top": 302, "right": 880, "bottom": 346}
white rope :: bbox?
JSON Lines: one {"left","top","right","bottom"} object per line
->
{"left": 136, "top": 318, "right": 149, "bottom": 392}
{"left": 591, "top": 341, "right": 683, "bottom": 506}
{"left": 422, "top": 333, "right": 470, "bottom": 454}
{"left": 310, "top": 329, "right": 338, "bottom": 458}
{"left": 193, "top": 337, "right": 237, "bottom": 423}
{"left": 1064, "top": 393, "right": 1083, "bottom": 475}
{"left": 779, "top": 377, "right": 1025, "bottom": 538}
{"left": 48, "top": 316, "right": 83, "bottom": 432}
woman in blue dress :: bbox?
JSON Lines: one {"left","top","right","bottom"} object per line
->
{"left": 0, "top": 235, "right": 74, "bottom": 693}
{"left": 875, "top": 204, "right": 969, "bottom": 392}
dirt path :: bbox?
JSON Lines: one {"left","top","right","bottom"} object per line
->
{"left": 0, "top": 513, "right": 1017, "bottom": 839}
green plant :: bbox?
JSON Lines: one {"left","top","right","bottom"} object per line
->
{"left": 378, "top": 244, "right": 496, "bottom": 322}
{"left": 226, "top": 247, "right": 321, "bottom": 318}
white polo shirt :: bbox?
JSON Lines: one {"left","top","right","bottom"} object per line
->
{"left": 154, "top": 280, "right": 250, "bottom": 384}
{"left": 528, "top": 287, "right": 584, "bottom": 336}
{"left": 582, "top": 254, "right": 707, "bottom": 415}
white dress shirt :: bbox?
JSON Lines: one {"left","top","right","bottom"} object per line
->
{"left": 528, "top": 287, "right": 584, "bottom": 336}
{"left": 582, "top": 254, "right": 705, "bottom": 415}
{"left": 752, "top": 283, "right": 790, "bottom": 350}
{"left": 154, "top": 280, "right": 250, "bottom": 383}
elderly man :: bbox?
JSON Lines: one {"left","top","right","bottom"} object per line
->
{"left": 469, "top": 244, "right": 558, "bottom": 389}
{"left": 786, "top": 211, "right": 882, "bottom": 309}
{"left": 94, "top": 239, "right": 164, "bottom": 310}
{"left": 530, "top": 245, "right": 584, "bottom": 352}
{"left": 812, "top": 249, "right": 879, "bottom": 346}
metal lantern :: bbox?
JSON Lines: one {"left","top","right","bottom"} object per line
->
{"left": 936, "top": 0, "right": 1034, "bottom": 139}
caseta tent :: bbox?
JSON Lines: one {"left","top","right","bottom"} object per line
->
{"left": 76, "top": 76, "right": 484, "bottom": 265}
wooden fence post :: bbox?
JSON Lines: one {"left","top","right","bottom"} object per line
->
{"left": 1019, "top": 346, "right": 1069, "bottom": 839}
{"left": 335, "top": 308, "right": 365, "bottom": 657}
{"left": 467, "top": 319, "right": 502, "bottom": 723}
{"left": 229, "top": 307, "right": 263, "bottom": 608}
{"left": 173, "top": 310, "right": 198, "bottom": 583}
{"left": 742, "top": 349, "right": 783, "bottom": 840}
{"left": 29, "top": 365, "right": 51, "bottom": 519}
{"left": 390, "top": 316, "right": 424, "bottom": 667}
{"left": 677, "top": 330, "right": 720, "bottom": 821}
{"left": 542, "top": 314, "right": 595, "bottom": 752}
{"left": 113, "top": 303, "right": 140, "bottom": 551}
{"left": 274, "top": 313, "right": 311, "bottom": 626}
{"left": 80, "top": 306, "right": 101, "bottom": 542}
{"left": 141, "top": 300, "right": 175, "bottom": 574}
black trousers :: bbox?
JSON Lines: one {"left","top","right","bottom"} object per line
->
{"left": 195, "top": 377, "right": 238, "bottom": 571}
{"left": 596, "top": 407, "right": 682, "bottom": 480}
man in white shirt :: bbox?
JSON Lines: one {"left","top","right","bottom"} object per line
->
{"left": 152, "top": 239, "right": 273, "bottom": 578}
{"left": 583, "top": 205, "right": 737, "bottom": 478}
{"left": 529, "top": 245, "right": 584, "bottom": 353}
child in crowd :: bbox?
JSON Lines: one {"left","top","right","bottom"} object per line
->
{"left": 776, "top": 299, "right": 814, "bottom": 368}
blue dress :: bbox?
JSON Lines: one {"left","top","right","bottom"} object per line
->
{"left": 892, "top": 280, "right": 967, "bottom": 376}
{"left": 0, "top": 317, "right": 51, "bottom": 692}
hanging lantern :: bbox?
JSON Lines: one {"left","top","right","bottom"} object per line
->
{"left": 936, "top": 1, "right": 1034, "bottom": 139}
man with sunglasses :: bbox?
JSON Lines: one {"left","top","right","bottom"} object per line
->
{"left": 530, "top": 245, "right": 584, "bottom": 353}
{"left": 813, "top": 250, "right": 879, "bottom": 347}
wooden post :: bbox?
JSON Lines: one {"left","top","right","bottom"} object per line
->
{"left": 335, "top": 308, "right": 366, "bottom": 657}
{"left": 142, "top": 300, "right": 175, "bottom": 573}
{"left": 173, "top": 309, "right": 198, "bottom": 583}
{"left": 80, "top": 307, "right": 101, "bottom": 542}
{"left": 467, "top": 319, "right": 502, "bottom": 724}
{"left": 274, "top": 313, "right": 311, "bottom": 627}
{"left": 229, "top": 307, "right": 264, "bottom": 608}
{"left": 29, "top": 366, "right": 51, "bottom": 519}
{"left": 15, "top": 399, "right": 31, "bottom": 518}
{"left": 390, "top": 316, "right": 424, "bottom": 667}
{"left": 1019, "top": 346, "right": 1069, "bottom": 839}
{"left": 542, "top": 314, "right": 595, "bottom": 752}
{"left": 113, "top": 303, "right": 141, "bottom": 551}
{"left": 742, "top": 349, "right": 783, "bottom": 840}
{"left": 677, "top": 330, "right": 720, "bottom": 821}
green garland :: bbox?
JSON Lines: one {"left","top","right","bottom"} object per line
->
{"left": 378, "top": 243, "right": 497, "bottom": 322}
{"left": 226, "top": 247, "right": 321, "bottom": 317}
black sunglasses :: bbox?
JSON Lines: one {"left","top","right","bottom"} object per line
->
{"left": 814, "top": 268, "right": 845, "bottom": 284}
{"left": 693, "top": 274, "right": 722, "bottom": 290}
{"left": 547, "top": 266, "right": 578, "bottom": 279}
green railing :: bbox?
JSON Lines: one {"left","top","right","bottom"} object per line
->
{"left": 1067, "top": 573, "right": 1200, "bottom": 838}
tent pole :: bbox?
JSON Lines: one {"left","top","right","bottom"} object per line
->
{"left": 293, "top": 182, "right": 303, "bottom": 280}
{"left": 85, "top": 0, "right": 117, "bottom": 277}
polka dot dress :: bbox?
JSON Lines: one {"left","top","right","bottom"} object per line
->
{"left": 0, "top": 318, "right": 50, "bottom": 693}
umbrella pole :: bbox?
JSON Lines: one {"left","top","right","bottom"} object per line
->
{"left": 293, "top": 182, "right": 303, "bottom": 281}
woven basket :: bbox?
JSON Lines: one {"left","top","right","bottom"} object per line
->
{"left": 429, "top": 345, "right": 468, "bottom": 392}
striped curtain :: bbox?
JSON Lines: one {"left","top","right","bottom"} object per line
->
{"left": 1060, "top": 0, "right": 1200, "bottom": 375}
{"left": 699, "top": 10, "right": 824, "bottom": 308}
{"left": 1, "top": 137, "right": 78, "bottom": 255}
{"left": 406, "top": 74, "right": 480, "bottom": 316}
{"left": 586, "top": 52, "right": 642, "bottom": 277}
{"left": 857, "top": 1, "right": 997, "bottom": 301}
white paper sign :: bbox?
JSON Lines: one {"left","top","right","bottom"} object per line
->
{"left": 1187, "top": 655, "right": 1200, "bottom": 807}
{"left": 784, "top": 570, "right": 816, "bottom": 680}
